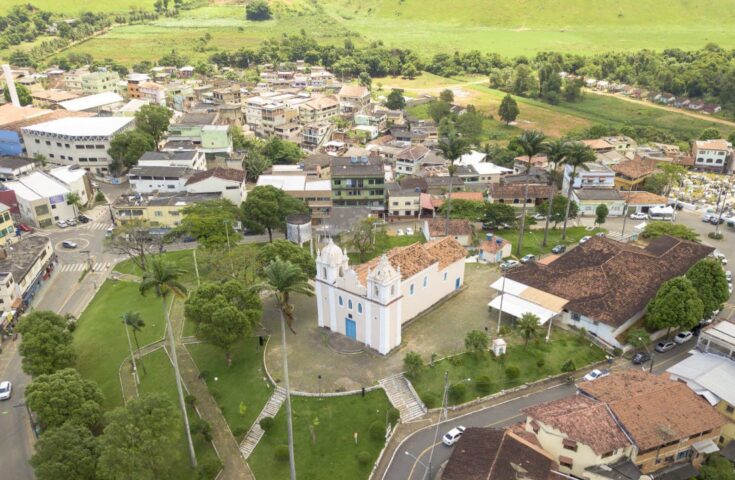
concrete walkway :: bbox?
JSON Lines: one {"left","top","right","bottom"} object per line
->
{"left": 239, "top": 387, "right": 286, "bottom": 459}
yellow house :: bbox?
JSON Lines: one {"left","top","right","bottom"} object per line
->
{"left": 112, "top": 192, "right": 222, "bottom": 229}
{"left": 0, "top": 203, "right": 15, "bottom": 246}
{"left": 611, "top": 157, "right": 658, "bottom": 191}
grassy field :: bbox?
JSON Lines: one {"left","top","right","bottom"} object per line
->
{"left": 114, "top": 249, "right": 196, "bottom": 276}
{"left": 411, "top": 328, "right": 606, "bottom": 407}
{"left": 187, "top": 338, "right": 272, "bottom": 439}
{"left": 248, "top": 391, "right": 398, "bottom": 480}
{"left": 73, "top": 279, "right": 167, "bottom": 409}
{"left": 1, "top": 0, "right": 153, "bottom": 14}
{"left": 497, "top": 225, "right": 605, "bottom": 257}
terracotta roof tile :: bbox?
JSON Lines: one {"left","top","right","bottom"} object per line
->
{"left": 490, "top": 183, "right": 555, "bottom": 200}
{"left": 612, "top": 158, "right": 658, "bottom": 179}
{"left": 425, "top": 236, "right": 467, "bottom": 269}
{"left": 621, "top": 191, "right": 668, "bottom": 205}
{"left": 426, "top": 218, "right": 472, "bottom": 237}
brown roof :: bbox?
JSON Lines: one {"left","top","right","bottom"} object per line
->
{"left": 426, "top": 218, "right": 472, "bottom": 237}
{"left": 443, "top": 427, "right": 562, "bottom": 480}
{"left": 621, "top": 191, "right": 667, "bottom": 205}
{"left": 354, "top": 237, "right": 464, "bottom": 285}
{"left": 430, "top": 191, "right": 484, "bottom": 208}
{"left": 579, "top": 371, "right": 727, "bottom": 451}
{"left": 30, "top": 89, "right": 79, "bottom": 103}
{"left": 480, "top": 238, "right": 509, "bottom": 254}
{"left": 582, "top": 139, "right": 614, "bottom": 151}
{"left": 612, "top": 158, "right": 657, "bottom": 179}
{"left": 185, "top": 168, "right": 244, "bottom": 185}
{"left": 0, "top": 104, "right": 52, "bottom": 126}
{"left": 696, "top": 139, "right": 731, "bottom": 151}
{"left": 507, "top": 236, "right": 713, "bottom": 327}
{"left": 490, "top": 183, "right": 554, "bottom": 200}
{"left": 524, "top": 395, "right": 631, "bottom": 455}
{"left": 338, "top": 84, "right": 369, "bottom": 98}
{"left": 0, "top": 109, "right": 94, "bottom": 133}
{"left": 397, "top": 144, "right": 429, "bottom": 162}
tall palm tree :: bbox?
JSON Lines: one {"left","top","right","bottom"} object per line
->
{"left": 517, "top": 312, "right": 541, "bottom": 349}
{"left": 122, "top": 311, "right": 147, "bottom": 374}
{"left": 437, "top": 124, "right": 471, "bottom": 236}
{"left": 139, "top": 257, "right": 197, "bottom": 468}
{"left": 515, "top": 130, "right": 547, "bottom": 256}
{"left": 258, "top": 258, "right": 314, "bottom": 480}
{"left": 561, "top": 142, "right": 595, "bottom": 240}
{"left": 67, "top": 191, "right": 82, "bottom": 219}
{"left": 541, "top": 139, "right": 568, "bottom": 246}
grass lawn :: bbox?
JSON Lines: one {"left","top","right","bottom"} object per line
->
{"left": 1, "top": 0, "right": 152, "bottom": 14}
{"left": 114, "top": 249, "right": 196, "bottom": 277}
{"left": 411, "top": 328, "right": 606, "bottom": 407}
{"left": 73, "top": 279, "right": 167, "bottom": 409}
{"left": 346, "top": 233, "right": 425, "bottom": 264}
{"left": 249, "top": 391, "right": 398, "bottom": 480}
{"left": 138, "top": 348, "right": 221, "bottom": 479}
{"left": 496, "top": 225, "right": 605, "bottom": 258}
{"left": 187, "top": 338, "right": 272, "bottom": 439}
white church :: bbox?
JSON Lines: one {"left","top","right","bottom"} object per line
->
{"left": 315, "top": 237, "right": 467, "bottom": 354}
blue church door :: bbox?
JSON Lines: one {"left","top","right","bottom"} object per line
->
{"left": 455, "top": 277, "right": 461, "bottom": 290}
{"left": 345, "top": 318, "right": 357, "bottom": 340}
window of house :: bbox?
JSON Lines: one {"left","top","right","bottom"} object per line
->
{"left": 676, "top": 450, "right": 690, "bottom": 461}
{"left": 423, "top": 276, "right": 428, "bottom": 287}
{"left": 409, "top": 284, "right": 415, "bottom": 295}
{"left": 348, "top": 299, "right": 353, "bottom": 310}
{"left": 34, "top": 139, "right": 40, "bottom": 144}
{"left": 726, "top": 405, "right": 734, "bottom": 414}
{"left": 390, "top": 285, "right": 395, "bottom": 296}
{"left": 56, "top": 142, "right": 62, "bottom": 147}
{"left": 559, "top": 457, "right": 573, "bottom": 469}
{"left": 358, "top": 303, "right": 363, "bottom": 314}
{"left": 664, "top": 456, "right": 674, "bottom": 463}
{"left": 571, "top": 312, "right": 581, "bottom": 321}
{"left": 443, "top": 272, "right": 448, "bottom": 281}
{"left": 602, "top": 450, "right": 614, "bottom": 458}
{"left": 322, "top": 267, "right": 327, "bottom": 278}
{"left": 338, "top": 296, "right": 343, "bottom": 306}
{"left": 562, "top": 439, "right": 578, "bottom": 452}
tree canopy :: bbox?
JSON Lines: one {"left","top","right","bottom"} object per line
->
{"left": 646, "top": 277, "right": 704, "bottom": 335}
{"left": 108, "top": 129, "right": 156, "bottom": 171}
{"left": 26, "top": 368, "right": 104, "bottom": 432}
{"left": 698, "top": 454, "right": 735, "bottom": 480}
{"left": 385, "top": 89, "right": 406, "bottom": 110}
{"left": 134, "top": 104, "right": 173, "bottom": 146}
{"left": 3, "top": 83, "right": 32, "bottom": 106}
{"left": 686, "top": 259, "right": 730, "bottom": 318}
{"left": 241, "top": 185, "right": 308, "bottom": 242}
{"left": 257, "top": 239, "right": 316, "bottom": 277}
{"left": 641, "top": 222, "right": 699, "bottom": 242}
{"left": 464, "top": 330, "right": 489, "bottom": 355}
{"left": 179, "top": 199, "right": 242, "bottom": 249}
{"left": 261, "top": 137, "right": 305, "bottom": 165}
{"left": 18, "top": 311, "right": 76, "bottom": 377}
{"left": 536, "top": 195, "right": 578, "bottom": 228}
{"left": 595, "top": 203, "right": 609, "bottom": 225}
{"left": 31, "top": 422, "right": 99, "bottom": 480}
{"left": 484, "top": 202, "right": 517, "bottom": 226}
{"left": 245, "top": 0, "right": 271, "bottom": 20}
{"left": 344, "top": 217, "right": 380, "bottom": 263}
{"left": 438, "top": 199, "right": 486, "bottom": 221}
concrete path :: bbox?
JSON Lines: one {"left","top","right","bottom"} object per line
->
{"left": 379, "top": 374, "right": 427, "bottom": 422}
{"left": 239, "top": 387, "right": 286, "bottom": 459}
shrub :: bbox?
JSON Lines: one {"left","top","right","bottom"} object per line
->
{"left": 387, "top": 408, "right": 400, "bottom": 425}
{"left": 448, "top": 355, "right": 464, "bottom": 367}
{"left": 708, "top": 232, "right": 723, "bottom": 240}
{"left": 536, "top": 358, "right": 545, "bottom": 368}
{"left": 275, "top": 445, "right": 290, "bottom": 461}
{"left": 505, "top": 365, "right": 520, "bottom": 379}
{"left": 475, "top": 375, "right": 492, "bottom": 395}
{"left": 448, "top": 383, "right": 467, "bottom": 403}
{"left": 232, "top": 425, "right": 248, "bottom": 438}
{"left": 499, "top": 325, "right": 512, "bottom": 336}
{"left": 420, "top": 392, "right": 439, "bottom": 409}
{"left": 190, "top": 418, "right": 212, "bottom": 442}
{"left": 357, "top": 450, "right": 371, "bottom": 465}
{"left": 369, "top": 420, "right": 386, "bottom": 441}
{"left": 94, "top": 191, "right": 106, "bottom": 203}
{"left": 185, "top": 394, "right": 197, "bottom": 407}
{"left": 612, "top": 347, "right": 623, "bottom": 357}
{"left": 197, "top": 459, "right": 223, "bottom": 480}
{"left": 259, "top": 416, "right": 274, "bottom": 432}
{"left": 561, "top": 359, "right": 576, "bottom": 372}
{"left": 403, "top": 351, "right": 424, "bottom": 379}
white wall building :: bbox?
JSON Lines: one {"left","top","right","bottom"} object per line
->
{"left": 693, "top": 139, "right": 733, "bottom": 173}
{"left": 128, "top": 166, "right": 194, "bottom": 194}
{"left": 5, "top": 171, "right": 75, "bottom": 227}
{"left": 185, "top": 168, "right": 247, "bottom": 205}
{"left": 0, "top": 236, "right": 54, "bottom": 311}
{"left": 562, "top": 162, "right": 616, "bottom": 192}
{"left": 138, "top": 150, "right": 206, "bottom": 171}
{"left": 315, "top": 237, "right": 466, "bottom": 354}
{"left": 48, "top": 165, "right": 91, "bottom": 207}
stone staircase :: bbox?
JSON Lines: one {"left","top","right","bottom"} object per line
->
{"left": 239, "top": 387, "right": 287, "bottom": 459}
{"left": 379, "top": 373, "right": 427, "bottom": 422}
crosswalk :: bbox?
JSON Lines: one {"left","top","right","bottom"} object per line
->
{"left": 58, "top": 262, "right": 111, "bottom": 273}
{"left": 79, "top": 222, "right": 112, "bottom": 231}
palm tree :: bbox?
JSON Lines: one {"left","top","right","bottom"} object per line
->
{"left": 67, "top": 191, "right": 82, "bottom": 219}
{"left": 561, "top": 142, "right": 595, "bottom": 240}
{"left": 139, "top": 257, "right": 197, "bottom": 468}
{"left": 541, "top": 139, "right": 567, "bottom": 246}
{"left": 257, "top": 258, "right": 315, "bottom": 480}
{"left": 122, "top": 311, "right": 147, "bottom": 374}
{"left": 515, "top": 130, "right": 547, "bottom": 256}
{"left": 437, "top": 123, "right": 471, "bottom": 236}
{"left": 517, "top": 312, "right": 541, "bottom": 349}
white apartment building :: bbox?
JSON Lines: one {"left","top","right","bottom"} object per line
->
{"left": 138, "top": 150, "right": 207, "bottom": 171}
{"left": 562, "top": 162, "right": 616, "bottom": 192}
{"left": 301, "top": 122, "right": 332, "bottom": 151}
{"left": 128, "top": 166, "right": 195, "bottom": 194}
{"left": 21, "top": 117, "right": 135, "bottom": 174}
{"left": 185, "top": 168, "right": 247, "bottom": 205}
{"left": 48, "top": 165, "right": 92, "bottom": 207}
{"left": 693, "top": 139, "right": 733, "bottom": 173}
{"left": 395, "top": 145, "right": 430, "bottom": 175}
{"left": 298, "top": 96, "right": 339, "bottom": 124}
{"left": 0, "top": 236, "right": 54, "bottom": 311}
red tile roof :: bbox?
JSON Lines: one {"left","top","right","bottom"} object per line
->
{"left": 185, "top": 168, "right": 244, "bottom": 185}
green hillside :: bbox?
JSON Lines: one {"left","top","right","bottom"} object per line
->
{"left": 1, "top": 0, "right": 153, "bottom": 14}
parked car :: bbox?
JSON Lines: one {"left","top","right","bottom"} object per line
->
{"left": 702, "top": 214, "right": 715, "bottom": 222}
{"left": 630, "top": 212, "right": 648, "bottom": 220}
{"left": 396, "top": 229, "right": 405, "bottom": 236}
{"left": 655, "top": 341, "right": 676, "bottom": 353}
{"left": 105, "top": 226, "right": 115, "bottom": 237}
{"left": 405, "top": 227, "right": 414, "bottom": 235}
{"left": 632, "top": 352, "right": 651, "bottom": 364}
{"left": 674, "top": 331, "right": 693, "bottom": 344}
{"left": 56, "top": 220, "right": 68, "bottom": 228}
{"left": 62, "top": 240, "right": 78, "bottom": 249}
{"left": 0, "top": 381, "right": 12, "bottom": 400}
{"left": 583, "top": 369, "right": 610, "bottom": 381}
{"left": 66, "top": 218, "right": 77, "bottom": 226}
{"left": 726, "top": 271, "right": 733, "bottom": 283}
{"left": 520, "top": 254, "right": 536, "bottom": 264}
{"left": 595, "top": 232, "right": 606, "bottom": 238}
{"left": 551, "top": 244, "right": 566, "bottom": 254}
{"left": 500, "top": 260, "right": 520, "bottom": 270}
{"left": 579, "top": 236, "right": 592, "bottom": 244}
{"left": 668, "top": 201, "right": 684, "bottom": 210}
{"left": 78, "top": 215, "right": 91, "bottom": 224}
{"left": 17, "top": 223, "right": 33, "bottom": 232}
{"left": 442, "top": 426, "right": 466, "bottom": 446}
{"left": 709, "top": 217, "right": 724, "bottom": 225}
{"left": 533, "top": 214, "right": 546, "bottom": 221}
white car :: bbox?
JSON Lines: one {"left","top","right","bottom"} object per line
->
{"left": 405, "top": 227, "right": 414, "bottom": 235}
{"left": 630, "top": 212, "right": 647, "bottom": 220}
{"left": 533, "top": 214, "right": 546, "bottom": 221}
{"left": 396, "top": 229, "right": 405, "bottom": 236}
{"left": 702, "top": 214, "right": 715, "bottom": 222}
{"left": 500, "top": 259, "right": 520, "bottom": 270}
{"left": 674, "top": 331, "right": 693, "bottom": 344}
{"left": 583, "top": 369, "right": 610, "bottom": 382}
{"left": 0, "top": 381, "right": 12, "bottom": 400}
{"left": 520, "top": 254, "right": 536, "bottom": 264}
{"left": 726, "top": 271, "right": 732, "bottom": 283}
{"left": 579, "top": 236, "right": 592, "bottom": 244}
{"left": 442, "top": 426, "right": 466, "bottom": 446}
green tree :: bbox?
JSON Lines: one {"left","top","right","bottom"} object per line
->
{"left": 642, "top": 172, "right": 668, "bottom": 195}
{"left": 3, "top": 83, "right": 33, "bottom": 106}
{"left": 134, "top": 103, "right": 172, "bottom": 147}
{"left": 657, "top": 163, "right": 687, "bottom": 196}
{"left": 403, "top": 351, "right": 424, "bottom": 379}
{"left": 344, "top": 217, "right": 378, "bottom": 263}
{"left": 428, "top": 100, "right": 452, "bottom": 124}
{"left": 185, "top": 280, "right": 262, "bottom": 366}
{"left": 595, "top": 203, "right": 609, "bottom": 225}
{"left": 626, "top": 328, "right": 651, "bottom": 351}
{"left": 262, "top": 137, "right": 305, "bottom": 165}
{"left": 230, "top": 124, "right": 249, "bottom": 151}
{"left": 401, "top": 62, "right": 418, "bottom": 79}
{"left": 517, "top": 312, "right": 541, "bottom": 348}
{"left": 455, "top": 104, "right": 484, "bottom": 146}
{"left": 641, "top": 222, "right": 699, "bottom": 242}
{"left": 243, "top": 151, "right": 272, "bottom": 183}
{"left": 18, "top": 311, "right": 76, "bottom": 377}
{"left": 438, "top": 199, "right": 486, "bottom": 221}
{"left": 257, "top": 239, "right": 316, "bottom": 277}
{"left": 438, "top": 122, "right": 471, "bottom": 236}
{"left": 483, "top": 202, "right": 517, "bottom": 226}
{"left": 439, "top": 89, "right": 454, "bottom": 103}
{"left": 257, "top": 259, "right": 315, "bottom": 480}
{"left": 541, "top": 139, "right": 567, "bottom": 245}
{"left": 96, "top": 393, "right": 181, "bottom": 480}
{"left": 385, "top": 89, "right": 406, "bottom": 110}
{"left": 699, "top": 127, "right": 721, "bottom": 140}
{"left": 179, "top": 199, "right": 241, "bottom": 249}
{"left": 122, "top": 311, "right": 146, "bottom": 375}
{"left": 537, "top": 195, "right": 578, "bottom": 228}
{"left": 241, "top": 185, "right": 308, "bottom": 242}
{"left": 245, "top": 0, "right": 271, "bottom": 20}
{"left": 139, "top": 257, "right": 197, "bottom": 468}
{"left": 646, "top": 277, "right": 704, "bottom": 337}
{"left": 31, "top": 422, "right": 99, "bottom": 480}
{"left": 538, "top": 63, "right": 562, "bottom": 104}
{"left": 698, "top": 454, "right": 735, "bottom": 480}
{"left": 108, "top": 129, "right": 156, "bottom": 170}
{"left": 686, "top": 259, "right": 730, "bottom": 318}
{"left": 358, "top": 72, "right": 372, "bottom": 90}
{"left": 512, "top": 64, "right": 537, "bottom": 97}
{"left": 464, "top": 330, "right": 489, "bottom": 355}
{"left": 561, "top": 142, "right": 595, "bottom": 239}
{"left": 66, "top": 191, "right": 82, "bottom": 218}
{"left": 26, "top": 369, "right": 104, "bottom": 432}
{"left": 562, "top": 78, "right": 583, "bottom": 102}
{"left": 515, "top": 130, "right": 547, "bottom": 255}
{"left": 498, "top": 94, "right": 519, "bottom": 125}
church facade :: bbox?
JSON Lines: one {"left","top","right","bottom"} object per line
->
{"left": 315, "top": 237, "right": 466, "bottom": 354}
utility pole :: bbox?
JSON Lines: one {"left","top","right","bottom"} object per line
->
{"left": 426, "top": 371, "right": 450, "bottom": 480}
{"left": 496, "top": 273, "right": 506, "bottom": 335}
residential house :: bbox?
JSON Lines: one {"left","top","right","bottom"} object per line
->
{"left": 338, "top": 85, "right": 370, "bottom": 115}
{"left": 603, "top": 136, "right": 637, "bottom": 152}
{"left": 501, "top": 236, "right": 713, "bottom": 348}
{"left": 693, "top": 139, "right": 733, "bottom": 174}
{"left": 0, "top": 157, "right": 35, "bottom": 181}
{"left": 256, "top": 174, "right": 332, "bottom": 222}
{"left": 579, "top": 371, "right": 726, "bottom": 474}
{"left": 611, "top": 158, "right": 658, "bottom": 191}
{"left": 513, "top": 154, "right": 548, "bottom": 173}
{"left": 0, "top": 203, "right": 15, "bottom": 246}
{"left": 167, "top": 112, "right": 232, "bottom": 156}
{"left": 387, "top": 188, "right": 420, "bottom": 218}
{"left": 581, "top": 139, "right": 615, "bottom": 153}
{"left": 315, "top": 237, "right": 466, "bottom": 354}
{"left": 422, "top": 218, "right": 472, "bottom": 246}
{"left": 463, "top": 163, "right": 513, "bottom": 185}
{"left": 697, "top": 320, "right": 735, "bottom": 360}
{"left": 502, "top": 166, "right": 551, "bottom": 186}
{"left": 0, "top": 236, "right": 54, "bottom": 311}
{"left": 64, "top": 68, "right": 120, "bottom": 95}
{"left": 667, "top": 352, "right": 735, "bottom": 447}
{"left": 138, "top": 82, "right": 166, "bottom": 106}
{"left": 298, "top": 96, "right": 339, "bottom": 123}
{"left": 29, "top": 89, "right": 78, "bottom": 108}
{"left": 112, "top": 192, "right": 222, "bottom": 228}
{"left": 488, "top": 184, "right": 555, "bottom": 207}
{"left": 621, "top": 191, "right": 668, "bottom": 215}
{"left": 301, "top": 122, "right": 333, "bottom": 151}
{"left": 58, "top": 92, "right": 124, "bottom": 113}
{"left": 562, "top": 162, "right": 616, "bottom": 192}
{"left": 355, "top": 111, "right": 387, "bottom": 132}
{"left": 185, "top": 168, "right": 247, "bottom": 205}
{"left": 331, "top": 157, "right": 386, "bottom": 212}
{"left": 478, "top": 235, "right": 511, "bottom": 263}
{"left": 137, "top": 150, "right": 207, "bottom": 171}
{"left": 21, "top": 117, "right": 135, "bottom": 174}
{"left": 128, "top": 166, "right": 196, "bottom": 194}
{"left": 395, "top": 144, "right": 430, "bottom": 175}
{"left": 571, "top": 188, "right": 625, "bottom": 217}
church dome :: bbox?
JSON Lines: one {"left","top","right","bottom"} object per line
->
{"left": 320, "top": 238, "right": 344, "bottom": 266}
